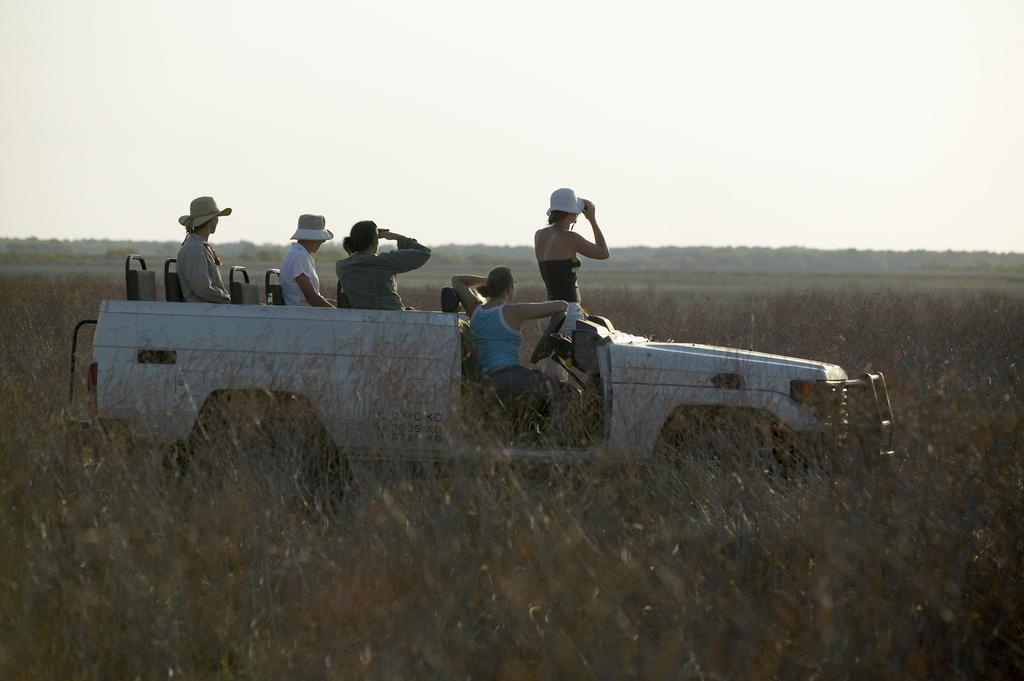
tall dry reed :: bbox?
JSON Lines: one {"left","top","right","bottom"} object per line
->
{"left": 0, "top": 274, "right": 1021, "bottom": 679}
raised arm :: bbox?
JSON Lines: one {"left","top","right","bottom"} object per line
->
{"left": 450, "top": 274, "right": 486, "bottom": 317}
{"left": 377, "top": 231, "right": 432, "bottom": 273}
{"left": 503, "top": 300, "right": 569, "bottom": 329}
{"left": 572, "top": 201, "right": 610, "bottom": 260}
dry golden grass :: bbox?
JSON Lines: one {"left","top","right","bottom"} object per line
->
{"left": 0, "top": 274, "right": 1021, "bottom": 679}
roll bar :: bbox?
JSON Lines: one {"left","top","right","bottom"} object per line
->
{"left": 265, "top": 269, "right": 282, "bottom": 306}
{"left": 125, "top": 254, "right": 157, "bottom": 301}
{"left": 229, "top": 266, "right": 250, "bottom": 286}
{"left": 124, "top": 254, "right": 147, "bottom": 276}
{"left": 69, "top": 318, "right": 98, "bottom": 403}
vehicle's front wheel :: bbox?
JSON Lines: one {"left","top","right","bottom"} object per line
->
{"left": 654, "top": 405, "right": 787, "bottom": 476}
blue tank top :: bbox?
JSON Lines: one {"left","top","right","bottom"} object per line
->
{"left": 470, "top": 305, "right": 522, "bottom": 374}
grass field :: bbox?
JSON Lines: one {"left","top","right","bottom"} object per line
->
{"left": 0, "top": 271, "right": 1021, "bottom": 678}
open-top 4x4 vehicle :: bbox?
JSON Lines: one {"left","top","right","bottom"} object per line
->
{"left": 69, "top": 255, "right": 894, "bottom": 466}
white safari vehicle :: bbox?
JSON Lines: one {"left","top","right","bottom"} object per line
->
{"left": 69, "top": 256, "right": 893, "bottom": 462}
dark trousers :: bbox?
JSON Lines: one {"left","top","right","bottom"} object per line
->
{"left": 486, "top": 365, "right": 578, "bottom": 437}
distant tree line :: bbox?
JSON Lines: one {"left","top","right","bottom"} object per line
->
{"left": 1, "top": 238, "right": 1022, "bottom": 271}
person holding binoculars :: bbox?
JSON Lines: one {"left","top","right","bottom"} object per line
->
{"left": 533, "top": 188, "right": 610, "bottom": 332}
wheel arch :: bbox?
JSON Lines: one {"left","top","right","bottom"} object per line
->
{"left": 190, "top": 388, "right": 334, "bottom": 448}
{"left": 606, "top": 383, "right": 820, "bottom": 457}
{"left": 655, "top": 403, "right": 789, "bottom": 451}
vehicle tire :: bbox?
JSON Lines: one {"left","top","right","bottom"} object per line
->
{"left": 654, "top": 405, "right": 785, "bottom": 476}
{"left": 188, "top": 391, "right": 348, "bottom": 509}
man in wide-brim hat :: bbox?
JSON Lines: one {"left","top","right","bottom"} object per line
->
{"left": 279, "top": 214, "right": 335, "bottom": 307}
{"left": 176, "top": 196, "right": 232, "bottom": 303}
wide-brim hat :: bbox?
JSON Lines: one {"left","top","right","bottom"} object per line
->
{"left": 291, "top": 214, "right": 335, "bottom": 241}
{"left": 179, "top": 196, "right": 231, "bottom": 228}
{"left": 547, "top": 187, "right": 584, "bottom": 215}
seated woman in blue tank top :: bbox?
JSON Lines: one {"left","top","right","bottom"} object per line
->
{"left": 451, "top": 267, "right": 574, "bottom": 427}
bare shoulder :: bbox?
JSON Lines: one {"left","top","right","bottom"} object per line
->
{"left": 536, "top": 227, "right": 575, "bottom": 259}
{"left": 534, "top": 226, "right": 551, "bottom": 258}
{"left": 534, "top": 226, "right": 550, "bottom": 248}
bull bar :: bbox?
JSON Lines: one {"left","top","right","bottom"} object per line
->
{"left": 794, "top": 372, "right": 895, "bottom": 454}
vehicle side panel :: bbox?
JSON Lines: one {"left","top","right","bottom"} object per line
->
{"left": 603, "top": 340, "right": 833, "bottom": 456}
{"left": 93, "top": 301, "right": 461, "bottom": 454}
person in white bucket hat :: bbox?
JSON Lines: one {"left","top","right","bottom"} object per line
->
{"left": 279, "top": 214, "right": 335, "bottom": 307}
{"left": 176, "top": 196, "right": 232, "bottom": 303}
{"left": 534, "top": 188, "right": 610, "bottom": 333}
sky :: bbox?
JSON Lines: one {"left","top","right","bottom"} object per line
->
{"left": 1, "top": 0, "right": 1021, "bottom": 252}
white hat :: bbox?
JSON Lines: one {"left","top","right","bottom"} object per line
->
{"left": 547, "top": 187, "right": 584, "bottom": 215}
{"left": 291, "top": 214, "right": 335, "bottom": 241}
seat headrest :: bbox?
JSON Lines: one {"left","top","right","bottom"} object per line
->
{"left": 127, "top": 269, "right": 157, "bottom": 301}
{"left": 440, "top": 286, "right": 460, "bottom": 313}
{"left": 231, "top": 281, "right": 260, "bottom": 305}
{"left": 165, "top": 272, "right": 184, "bottom": 302}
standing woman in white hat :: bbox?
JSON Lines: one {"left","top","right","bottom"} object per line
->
{"left": 177, "top": 196, "right": 232, "bottom": 303}
{"left": 533, "top": 188, "right": 610, "bottom": 332}
{"left": 280, "top": 214, "right": 335, "bottom": 307}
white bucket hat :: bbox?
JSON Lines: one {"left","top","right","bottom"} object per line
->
{"left": 291, "top": 214, "right": 335, "bottom": 241}
{"left": 548, "top": 187, "right": 585, "bottom": 215}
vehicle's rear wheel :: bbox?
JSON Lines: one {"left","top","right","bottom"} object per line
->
{"left": 188, "top": 391, "right": 348, "bottom": 509}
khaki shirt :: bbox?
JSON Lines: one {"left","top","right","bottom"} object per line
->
{"left": 335, "top": 237, "right": 431, "bottom": 310}
{"left": 177, "top": 233, "right": 230, "bottom": 303}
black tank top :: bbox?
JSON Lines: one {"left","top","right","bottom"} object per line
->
{"left": 537, "top": 257, "right": 582, "bottom": 303}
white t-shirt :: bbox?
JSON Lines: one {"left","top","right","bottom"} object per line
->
{"left": 280, "top": 242, "right": 320, "bottom": 306}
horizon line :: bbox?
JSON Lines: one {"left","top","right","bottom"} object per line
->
{"left": 1, "top": 236, "right": 1023, "bottom": 256}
